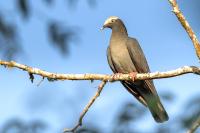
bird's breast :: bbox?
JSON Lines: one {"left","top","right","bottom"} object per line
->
{"left": 110, "top": 40, "right": 136, "bottom": 73}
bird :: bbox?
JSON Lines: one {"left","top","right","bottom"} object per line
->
{"left": 101, "top": 16, "right": 169, "bottom": 123}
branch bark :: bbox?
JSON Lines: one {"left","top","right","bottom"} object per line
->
{"left": 1, "top": 60, "right": 200, "bottom": 132}
{"left": 63, "top": 81, "right": 107, "bottom": 133}
{"left": 1, "top": 60, "right": 200, "bottom": 82}
{"left": 187, "top": 116, "right": 200, "bottom": 133}
{"left": 168, "top": 0, "right": 200, "bottom": 60}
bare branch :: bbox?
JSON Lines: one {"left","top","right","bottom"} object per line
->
{"left": 0, "top": 60, "right": 200, "bottom": 132}
{"left": 168, "top": 1, "right": 200, "bottom": 132}
{"left": 168, "top": 0, "right": 200, "bottom": 60}
{"left": 187, "top": 116, "right": 200, "bottom": 133}
{"left": 0, "top": 60, "right": 200, "bottom": 82}
{"left": 63, "top": 81, "right": 107, "bottom": 133}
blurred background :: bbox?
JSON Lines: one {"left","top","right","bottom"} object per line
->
{"left": 0, "top": 0, "right": 199, "bottom": 133}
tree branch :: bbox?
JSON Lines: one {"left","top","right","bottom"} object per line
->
{"left": 168, "top": 0, "right": 200, "bottom": 60}
{"left": 187, "top": 116, "right": 200, "bottom": 133}
{"left": 168, "top": 1, "right": 200, "bottom": 133}
{"left": 63, "top": 81, "right": 107, "bottom": 133}
{"left": 1, "top": 60, "right": 200, "bottom": 82}
{"left": 2, "top": 60, "right": 200, "bottom": 133}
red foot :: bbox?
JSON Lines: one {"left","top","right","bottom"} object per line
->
{"left": 129, "top": 72, "right": 137, "bottom": 81}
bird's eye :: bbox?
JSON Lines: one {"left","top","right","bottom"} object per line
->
{"left": 111, "top": 19, "right": 115, "bottom": 22}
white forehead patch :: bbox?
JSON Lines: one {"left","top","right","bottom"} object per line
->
{"left": 104, "top": 16, "right": 119, "bottom": 25}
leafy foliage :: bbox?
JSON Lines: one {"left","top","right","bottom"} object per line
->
{"left": 17, "top": 0, "right": 30, "bottom": 19}
{"left": 1, "top": 119, "right": 46, "bottom": 133}
{"left": 180, "top": 95, "right": 200, "bottom": 130}
{"left": 48, "top": 22, "right": 78, "bottom": 55}
{"left": 0, "top": 15, "right": 21, "bottom": 60}
{"left": 0, "top": 0, "right": 93, "bottom": 59}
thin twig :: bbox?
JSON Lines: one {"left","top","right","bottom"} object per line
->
{"left": 168, "top": 0, "right": 200, "bottom": 60}
{"left": 168, "top": 1, "right": 200, "bottom": 132}
{"left": 187, "top": 116, "right": 200, "bottom": 133}
{"left": 0, "top": 60, "right": 200, "bottom": 82}
{"left": 63, "top": 81, "right": 107, "bottom": 133}
{"left": 1, "top": 60, "right": 200, "bottom": 132}
{"left": 37, "top": 76, "right": 45, "bottom": 86}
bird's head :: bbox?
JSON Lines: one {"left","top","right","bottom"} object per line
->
{"left": 101, "top": 16, "right": 121, "bottom": 30}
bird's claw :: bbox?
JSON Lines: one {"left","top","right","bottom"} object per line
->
{"left": 129, "top": 72, "right": 137, "bottom": 81}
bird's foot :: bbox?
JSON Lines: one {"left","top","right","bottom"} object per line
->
{"left": 129, "top": 72, "right": 137, "bottom": 81}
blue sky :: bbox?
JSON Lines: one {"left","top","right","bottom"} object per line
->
{"left": 0, "top": 0, "right": 199, "bottom": 133}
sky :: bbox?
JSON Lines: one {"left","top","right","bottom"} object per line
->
{"left": 0, "top": 0, "right": 199, "bottom": 133}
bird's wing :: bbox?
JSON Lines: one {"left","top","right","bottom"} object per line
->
{"left": 125, "top": 38, "right": 157, "bottom": 95}
{"left": 108, "top": 44, "right": 148, "bottom": 106}
{"left": 121, "top": 81, "right": 148, "bottom": 106}
{"left": 126, "top": 38, "right": 150, "bottom": 73}
{"left": 107, "top": 46, "right": 117, "bottom": 73}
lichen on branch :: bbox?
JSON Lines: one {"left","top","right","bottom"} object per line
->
{"left": 168, "top": 0, "right": 200, "bottom": 60}
{"left": 0, "top": 60, "right": 200, "bottom": 83}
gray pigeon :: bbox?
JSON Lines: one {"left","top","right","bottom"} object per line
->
{"left": 102, "top": 16, "right": 169, "bottom": 123}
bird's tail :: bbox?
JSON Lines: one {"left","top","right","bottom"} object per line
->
{"left": 146, "top": 95, "right": 169, "bottom": 123}
{"left": 121, "top": 81, "right": 168, "bottom": 122}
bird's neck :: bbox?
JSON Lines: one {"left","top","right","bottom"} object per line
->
{"left": 111, "top": 25, "right": 128, "bottom": 38}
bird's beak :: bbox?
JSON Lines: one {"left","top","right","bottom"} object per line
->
{"left": 100, "top": 25, "right": 106, "bottom": 30}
